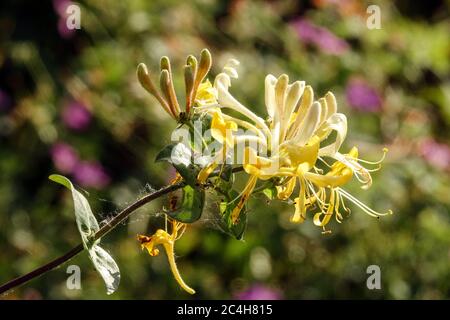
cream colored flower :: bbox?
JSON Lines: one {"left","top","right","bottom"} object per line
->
{"left": 195, "top": 60, "right": 391, "bottom": 231}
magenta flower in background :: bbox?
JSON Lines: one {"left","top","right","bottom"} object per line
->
{"left": 419, "top": 139, "right": 450, "bottom": 171}
{"left": 57, "top": 18, "right": 77, "bottom": 39}
{"left": 235, "top": 284, "right": 282, "bottom": 300}
{"left": 73, "top": 161, "right": 111, "bottom": 189}
{"left": 51, "top": 143, "right": 79, "bottom": 174}
{"left": 51, "top": 142, "right": 111, "bottom": 189}
{"left": 53, "top": 0, "right": 71, "bottom": 15}
{"left": 346, "top": 79, "right": 382, "bottom": 112}
{"left": 53, "top": 0, "right": 76, "bottom": 39}
{"left": 61, "top": 100, "right": 92, "bottom": 131}
{"left": 290, "top": 18, "right": 349, "bottom": 55}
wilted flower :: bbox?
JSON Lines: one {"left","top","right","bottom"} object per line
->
{"left": 51, "top": 143, "right": 79, "bottom": 174}
{"left": 290, "top": 19, "right": 349, "bottom": 55}
{"left": 73, "top": 161, "right": 110, "bottom": 189}
{"left": 346, "top": 79, "right": 382, "bottom": 112}
{"left": 137, "top": 219, "right": 195, "bottom": 294}
{"left": 61, "top": 100, "right": 92, "bottom": 131}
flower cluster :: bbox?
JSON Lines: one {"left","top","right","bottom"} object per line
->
{"left": 136, "top": 49, "right": 392, "bottom": 294}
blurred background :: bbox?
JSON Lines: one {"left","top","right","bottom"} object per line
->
{"left": 0, "top": 0, "right": 449, "bottom": 299}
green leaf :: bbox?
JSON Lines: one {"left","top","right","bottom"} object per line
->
{"left": 219, "top": 190, "right": 247, "bottom": 240}
{"left": 87, "top": 246, "right": 121, "bottom": 295}
{"left": 219, "top": 164, "right": 234, "bottom": 182}
{"left": 155, "top": 143, "right": 178, "bottom": 163}
{"left": 49, "top": 174, "right": 99, "bottom": 246}
{"left": 155, "top": 143, "right": 198, "bottom": 186}
{"left": 167, "top": 185, "right": 205, "bottom": 223}
{"left": 262, "top": 185, "right": 277, "bottom": 200}
{"left": 49, "top": 174, "right": 120, "bottom": 295}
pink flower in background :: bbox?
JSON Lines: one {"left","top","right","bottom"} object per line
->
{"left": 419, "top": 139, "right": 450, "bottom": 171}
{"left": 73, "top": 161, "right": 111, "bottom": 189}
{"left": 51, "top": 142, "right": 111, "bottom": 189}
{"left": 235, "top": 284, "right": 282, "bottom": 300}
{"left": 53, "top": 0, "right": 71, "bottom": 15}
{"left": 61, "top": 100, "right": 92, "bottom": 131}
{"left": 346, "top": 79, "right": 382, "bottom": 112}
{"left": 57, "top": 18, "right": 77, "bottom": 39}
{"left": 51, "top": 143, "right": 79, "bottom": 174}
{"left": 53, "top": 0, "right": 76, "bottom": 39}
{"left": 291, "top": 19, "right": 349, "bottom": 55}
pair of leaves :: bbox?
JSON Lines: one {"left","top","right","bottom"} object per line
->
{"left": 156, "top": 143, "right": 205, "bottom": 223}
{"left": 49, "top": 174, "right": 120, "bottom": 295}
{"left": 155, "top": 141, "right": 246, "bottom": 238}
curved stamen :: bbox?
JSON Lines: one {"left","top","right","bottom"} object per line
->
{"left": 349, "top": 148, "right": 388, "bottom": 166}
{"left": 337, "top": 187, "right": 392, "bottom": 218}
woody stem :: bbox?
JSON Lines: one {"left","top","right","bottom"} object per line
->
{"left": 0, "top": 182, "right": 184, "bottom": 295}
{"left": 0, "top": 166, "right": 245, "bottom": 295}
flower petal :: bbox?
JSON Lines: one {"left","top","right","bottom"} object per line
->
{"left": 286, "top": 85, "right": 314, "bottom": 139}
{"left": 215, "top": 74, "right": 271, "bottom": 138}
{"left": 318, "top": 113, "right": 348, "bottom": 157}
{"left": 325, "top": 91, "right": 337, "bottom": 118}
{"left": 276, "top": 177, "right": 297, "bottom": 200}
{"left": 281, "top": 81, "right": 305, "bottom": 141}
{"left": 265, "top": 74, "right": 277, "bottom": 119}
{"left": 292, "top": 101, "right": 321, "bottom": 146}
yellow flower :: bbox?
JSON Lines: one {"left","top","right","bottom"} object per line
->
{"left": 197, "top": 59, "right": 391, "bottom": 231}
{"left": 137, "top": 219, "right": 195, "bottom": 294}
{"left": 195, "top": 80, "right": 217, "bottom": 106}
{"left": 210, "top": 108, "right": 238, "bottom": 148}
{"left": 230, "top": 175, "right": 258, "bottom": 224}
{"left": 197, "top": 108, "right": 238, "bottom": 184}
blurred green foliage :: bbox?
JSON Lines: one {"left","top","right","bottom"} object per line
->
{"left": 0, "top": 0, "right": 449, "bottom": 299}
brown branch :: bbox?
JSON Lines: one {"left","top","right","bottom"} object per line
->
{"left": 0, "top": 182, "right": 183, "bottom": 295}
{"left": 0, "top": 166, "right": 245, "bottom": 295}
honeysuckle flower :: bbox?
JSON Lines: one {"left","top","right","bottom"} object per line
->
{"left": 137, "top": 49, "right": 212, "bottom": 121}
{"left": 195, "top": 59, "right": 270, "bottom": 184}
{"left": 196, "top": 59, "right": 391, "bottom": 231}
{"left": 195, "top": 80, "right": 217, "bottom": 106}
{"left": 137, "top": 219, "right": 195, "bottom": 295}
{"left": 197, "top": 107, "right": 238, "bottom": 183}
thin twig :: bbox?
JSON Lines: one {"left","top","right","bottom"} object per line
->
{"left": 0, "top": 166, "right": 245, "bottom": 295}
{"left": 0, "top": 182, "right": 183, "bottom": 295}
